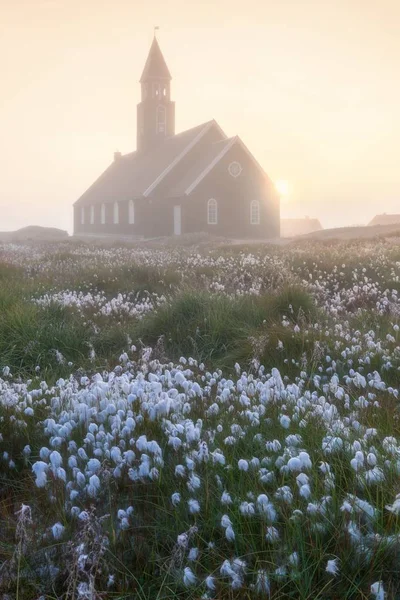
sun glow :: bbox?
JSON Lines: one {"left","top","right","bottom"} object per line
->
{"left": 275, "top": 179, "right": 290, "bottom": 198}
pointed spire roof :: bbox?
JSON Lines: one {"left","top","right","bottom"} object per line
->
{"left": 140, "top": 36, "right": 172, "bottom": 82}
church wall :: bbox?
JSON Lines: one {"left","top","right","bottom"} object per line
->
{"left": 73, "top": 199, "right": 148, "bottom": 237}
{"left": 182, "top": 144, "right": 280, "bottom": 239}
{"left": 138, "top": 125, "right": 228, "bottom": 239}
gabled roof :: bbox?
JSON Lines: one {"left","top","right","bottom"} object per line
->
{"left": 166, "top": 137, "right": 237, "bottom": 198}
{"left": 74, "top": 121, "right": 226, "bottom": 207}
{"left": 368, "top": 214, "right": 400, "bottom": 226}
{"left": 182, "top": 136, "right": 273, "bottom": 196}
{"left": 140, "top": 37, "right": 171, "bottom": 82}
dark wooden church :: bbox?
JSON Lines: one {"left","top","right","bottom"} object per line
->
{"left": 74, "top": 37, "right": 280, "bottom": 239}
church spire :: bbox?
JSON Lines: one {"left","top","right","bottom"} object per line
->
{"left": 140, "top": 36, "right": 172, "bottom": 83}
{"left": 137, "top": 36, "right": 175, "bottom": 152}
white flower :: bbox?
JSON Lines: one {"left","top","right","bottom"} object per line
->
{"left": 255, "top": 569, "right": 270, "bottom": 595}
{"left": 87, "top": 474, "right": 101, "bottom": 497}
{"left": 280, "top": 415, "right": 291, "bottom": 429}
{"left": 49, "top": 451, "right": 62, "bottom": 469}
{"left": 183, "top": 566, "right": 197, "bottom": 587}
{"left": 239, "top": 501, "right": 255, "bottom": 516}
{"left": 188, "top": 499, "right": 200, "bottom": 514}
{"left": 188, "top": 547, "right": 199, "bottom": 561}
{"left": 187, "top": 473, "right": 201, "bottom": 492}
{"left": 225, "top": 525, "right": 235, "bottom": 542}
{"left": 325, "top": 558, "right": 339, "bottom": 575}
{"left": 385, "top": 494, "right": 400, "bottom": 515}
{"left": 32, "top": 461, "right": 48, "bottom": 488}
{"left": 288, "top": 552, "right": 299, "bottom": 567}
{"left": 238, "top": 459, "right": 249, "bottom": 471}
{"left": 221, "top": 514, "right": 232, "bottom": 528}
{"left": 86, "top": 458, "right": 101, "bottom": 473}
{"left": 370, "top": 581, "right": 385, "bottom": 600}
{"left": 52, "top": 522, "right": 65, "bottom": 540}
{"left": 205, "top": 575, "right": 216, "bottom": 591}
{"left": 265, "top": 526, "right": 280, "bottom": 543}
{"left": 175, "top": 464, "right": 186, "bottom": 477}
{"left": 221, "top": 491, "right": 233, "bottom": 505}
{"left": 287, "top": 457, "right": 302, "bottom": 472}
{"left": 171, "top": 492, "right": 181, "bottom": 506}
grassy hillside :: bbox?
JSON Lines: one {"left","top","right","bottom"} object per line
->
{"left": 0, "top": 238, "right": 399, "bottom": 599}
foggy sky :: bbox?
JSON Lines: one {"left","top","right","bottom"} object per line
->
{"left": 1, "top": 0, "right": 399, "bottom": 233}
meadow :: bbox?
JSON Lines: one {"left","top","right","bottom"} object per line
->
{"left": 0, "top": 237, "right": 399, "bottom": 599}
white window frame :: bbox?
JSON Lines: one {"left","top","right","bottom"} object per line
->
{"left": 129, "top": 199, "right": 135, "bottom": 225}
{"left": 207, "top": 198, "right": 218, "bottom": 225}
{"left": 250, "top": 200, "right": 260, "bottom": 225}
{"left": 113, "top": 201, "right": 119, "bottom": 225}
{"left": 90, "top": 205, "right": 95, "bottom": 225}
{"left": 81, "top": 206, "right": 85, "bottom": 225}
{"left": 156, "top": 105, "right": 166, "bottom": 134}
{"left": 101, "top": 203, "right": 106, "bottom": 225}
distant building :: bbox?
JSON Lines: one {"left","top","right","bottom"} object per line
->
{"left": 280, "top": 217, "right": 323, "bottom": 238}
{"left": 368, "top": 214, "right": 400, "bottom": 227}
{"left": 74, "top": 37, "right": 280, "bottom": 239}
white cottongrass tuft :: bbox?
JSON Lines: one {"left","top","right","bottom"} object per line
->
{"left": 51, "top": 522, "right": 65, "bottom": 540}
{"left": 325, "top": 558, "right": 339, "bottom": 576}
{"left": 183, "top": 566, "right": 197, "bottom": 587}
{"left": 370, "top": 581, "right": 385, "bottom": 600}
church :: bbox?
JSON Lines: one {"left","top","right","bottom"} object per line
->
{"left": 74, "top": 37, "right": 280, "bottom": 239}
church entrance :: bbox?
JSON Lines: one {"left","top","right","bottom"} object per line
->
{"left": 173, "top": 205, "right": 181, "bottom": 235}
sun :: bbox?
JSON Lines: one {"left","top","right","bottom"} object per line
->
{"left": 275, "top": 179, "right": 290, "bottom": 198}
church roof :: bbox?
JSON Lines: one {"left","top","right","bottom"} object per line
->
{"left": 74, "top": 121, "right": 227, "bottom": 207}
{"left": 368, "top": 214, "right": 400, "bottom": 226}
{"left": 166, "top": 137, "right": 236, "bottom": 198}
{"left": 140, "top": 37, "right": 171, "bottom": 82}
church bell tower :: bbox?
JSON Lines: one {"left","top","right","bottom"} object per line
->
{"left": 137, "top": 36, "right": 175, "bottom": 153}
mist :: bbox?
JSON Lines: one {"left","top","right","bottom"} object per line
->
{"left": 1, "top": 0, "right": 399, "bottom": 233}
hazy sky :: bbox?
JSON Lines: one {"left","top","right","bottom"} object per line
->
{"left": 1, "top": 0, "right": 399, "bottom": 232}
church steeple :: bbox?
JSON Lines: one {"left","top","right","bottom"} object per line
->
{"left": 140, "top": 36, "right": 172, "bottom": 83}
{"left": 137, "top": 36, "right": 175, "bottom": 152}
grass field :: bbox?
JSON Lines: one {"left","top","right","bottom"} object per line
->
{"left": 0, "top": 238, "right": 399, "bottom": 599}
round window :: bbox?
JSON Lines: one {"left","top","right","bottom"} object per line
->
{"left": 228, "top": 161, "right": 242, "bottom": 178}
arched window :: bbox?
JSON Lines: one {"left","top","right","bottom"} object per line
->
{"left": 81, "top": 206, "right": 85, "bottom": 225}
{"left": 156, "top": 105, "right": 166, "bottom": 134}
{"left": 250, "top": 200, "right": 260, "bottom": 225}
{"left": 90, "top": 205, "right": 95, "bottom": 225}
{"left": 207, "top": 198, "right": 218, "bottom": 225}
{"left": 153, "top": 82, "right": 161, "bottom": 97}
{"left": 113, "top": 201, "right": 119, "bottom": 225}
{"left": 129, "top": 200, "right": 135, "bottom": 225}
{"left": 101, "top": 203, "right": 106, "bottom": 225}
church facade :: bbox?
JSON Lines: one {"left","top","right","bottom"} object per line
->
{"left": 74, "top": 38, "right": 280, "bottom": 239}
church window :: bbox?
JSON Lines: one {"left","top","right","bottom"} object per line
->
{"left": 101, "top": 203, "right": 106, "bottom": 224}
{"left": 156, "top": 105, "right": 166, "bottom": 134}
{"left": 81, "top": 207, "right": 85, "bottom": 225}
{"left": 207, "top": 198, "right": 218, "bottom": 225}
{"left": 90, "top": 205, "right": 95, "bottom": 225}
{"left": 162, "top": 86, "right": 167, "bottom": 97}
{"left": 113, "top": 201, "right": 119, "bottom": 225}
{"left": 228, "top": 161, "right": 242, "bottom": 178}
{"left": 250, "top": 200, "right": 260, "bottom": 225}
{"left": 129, "top": 200, "right": 135, "bottom": 224}
{"left": 153, "top": 82, "right": 161, "bottom": 97}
